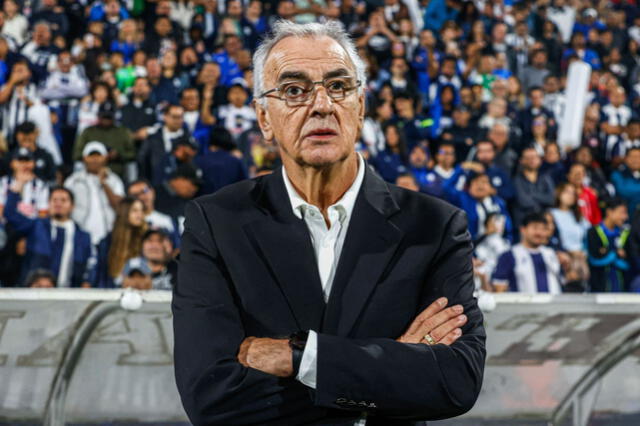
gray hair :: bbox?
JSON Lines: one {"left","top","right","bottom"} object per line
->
{"left": 252, "top": 20, "right": 367, "bottom": 106}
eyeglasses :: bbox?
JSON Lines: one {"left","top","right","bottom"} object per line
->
{"left": 258, "top": 76, "right": 360, "bottom": 107}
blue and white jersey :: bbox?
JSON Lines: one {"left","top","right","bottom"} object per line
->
{"left": 492, "top": 244, "right": 562, "bottom": 294}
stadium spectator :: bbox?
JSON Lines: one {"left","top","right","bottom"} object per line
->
{"left": 441, "top": 105, "right": 477, "bottom": 161}
{"left": 1, "top": 1, "right": 28, "bottom": 47}
{"left": 474, "top": 213, "right": 511, "bottom": 285}
{"left": 395, "top": 172, "right": 419, "bottom": 192}
{"left": 513, "top": 146, "right": 555, "bottom": 226}
{"left": 472, "top": 139, "right": 515, "bottom": 202}
{"left": 126, "top": 179, "right": 175, "bottom": 237}
{"left": 611, "top": 147, "right": 640, "bottom": 216}
{"left": 444, "top": 168, "right": 513, "bottom": 242}
{"left": 540, "top": 142, "right": 566, "bottom": 186}
{"left": 93, "top": 196, "right": 146, "bottom": 288}
{"left": 154, "top": 163, "right": 201, "bottom": 234}
{"left": 119, "top": 77, "right": 156, "bottom": 144}
{"left": 180, "top": 86, "right": 215, "bottom": 152}
{"left": 64, "top": 141, "right": 124, "bottom": 245}
{"left": 0, "top": 147, "right": 49, "bottom": 220}
{"left": 121, "top": 228, "right": 176, "bottom": 290}
{"left": 195, "top": 127, "right": 246, "bottom": 195}
{"left": 20, "top": 21, "right": 59, "bottom": 84}
{"left": 370, "top": 121, "right": 408, "bottom": 183}
{"left": 24, "top": 269, "right": 57, "bottom": 288}
{"left": 73, "top": 101, "right": 135, "bottom": 179}
{"left": 154, "top": 134, "right": 199, "bottom": 187}
{"left": 138, "top": 104, "right": 186, "bottom": 183}
{"left": 488, "top": 122, "right": 518, "bottom": 176}
{"left": 3, "top": 185, "right": 93, "bottom": 287}
{"left": 492, "top": 212, "right": 563, "bottom": 294}
{"left": 587, "top": 197, "right": 630, "bottom": 292}
{"left": 9, "top": 122, "right": 55, "bottom": 183}
{"left": 0, "top": 59, "right": 38, "bottom": 142}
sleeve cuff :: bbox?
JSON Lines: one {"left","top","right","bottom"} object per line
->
{"left": 295, "top": 330, "right": 317, "bottom": 389}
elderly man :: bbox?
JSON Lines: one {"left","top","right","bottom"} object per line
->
{"left": 173, "top": 21, "right": 485, "bottom": 425}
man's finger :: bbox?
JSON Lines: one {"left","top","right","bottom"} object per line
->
{"left": 428, "top": 314, "right": 467, "bottom": 342}
{"left": 436, "top": 328, "right": 462, "bottom": 346}
{"left": 406, "top": 297, "right": 448, "bottom": 335}
{"left": 409, "top": 305, "right": 464, "bottom": 341}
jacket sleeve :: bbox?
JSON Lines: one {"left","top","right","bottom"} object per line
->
{"left": 313, "top": 209, "right": 486, "bottom": 420}
{"left": 3, "top": 190, "right": 36, "bottom": 234}
{"left": 172, "top": 201, "right": 306, "bottom": 425}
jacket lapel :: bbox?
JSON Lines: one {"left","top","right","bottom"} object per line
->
{"left": 246, "top": 169, "right": 326, "bottom": 331}
{"left": 323, "top": 167, "right": 404, "bottom": 336}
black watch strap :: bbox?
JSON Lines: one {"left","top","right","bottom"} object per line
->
{"left": 289, "top": 330, "right": 309, "bottom": 376}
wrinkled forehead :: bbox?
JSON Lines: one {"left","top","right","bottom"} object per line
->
{"left": 264, "top": 35, "right": 355, "bottom": 84}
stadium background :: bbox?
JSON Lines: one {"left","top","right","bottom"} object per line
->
{"left": 1, "top": 0, "right": 640, "bottom": 424}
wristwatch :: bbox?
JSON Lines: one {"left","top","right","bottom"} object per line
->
{"left": 288, "top": 330, "right": 309, "bottom": 376}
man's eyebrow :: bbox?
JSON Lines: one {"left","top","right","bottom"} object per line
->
{"left": 323, "top": 68, "right": 352, "bottom": 79}
{"left": 277, "top": 68, "right": 354, "bottom": 83}
{"left": 277, "top": 71, "right": 309, "bottom": 82}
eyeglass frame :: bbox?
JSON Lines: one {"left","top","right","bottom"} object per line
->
{"left": 258, "top": 75, "right": 362, "bottom": 106}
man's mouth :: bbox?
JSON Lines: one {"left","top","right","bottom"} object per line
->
{"left": 304, "top": 128, "right": 338, "bottom": 140}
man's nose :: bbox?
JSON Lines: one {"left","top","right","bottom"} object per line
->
{"left": 309, "top": 86, "right": 334, "bottom": 116}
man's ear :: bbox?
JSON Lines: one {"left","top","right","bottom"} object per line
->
{"left": 254, "top": 100, "right": 274, "bottom": 141}
{"left": 356, "top": 92, "right": 366, "bottom": 132}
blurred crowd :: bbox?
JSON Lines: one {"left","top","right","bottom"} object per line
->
{"left": 0, "top": 0, "right": 639, "bottom": 293}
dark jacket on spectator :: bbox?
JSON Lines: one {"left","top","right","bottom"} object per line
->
{"left": 3, "top": 190, "right": 93, "bottom": 287}
{"left": 512, "top": 171, "right": 555, "bottom": 226}
{"left": 195, "top": 150, "right": 247, "bottom": 195}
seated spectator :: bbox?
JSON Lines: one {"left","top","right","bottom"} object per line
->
{"left": 120, "top": 229, "right": 177, "bottom": 290}
{"left": 154, "top": 163, "right": 201, "bottom": 234}
{"left": 138, "top": 104, "right": 187, "bottom": 183}
{"left": 76, "top": 82, "right": 115, "bottom": 137}
{"left": 551, "top": 183, "right": 591, "bottom": 252}
{"left": 492, "top": 212, "right": 563, "bottom": 294}
{"left": 180, "top": 87, "right": 215, "bottom": 152}
{"left": 361, "top": 97, "right": 393, "bottom": 157}
{"left": 370, "top": 122, "right": 408, "bottom": 183}
{"left": 601, "top": 86, "right": 632, "bottom": 162}
{"left": 573, "top": 146, "right": 611, "bottom": 200}
{"left": 24, "top": 269, "right": 57, "bottom": 288}
{"left": 0, "top": 59, "right": 38, "bottom": 143}
{"left": 94, "top": 197, "right": 147, "bottom": 288}
{"left": 472, "top": 139, "right": 515, "bottom": 202}
{"left": 3, "top": 185, "right": 93, "bottom": 287}
{"left": 611, "top": 147, "right": 640, "bottom": 215}
{"left": 195, "top": 128, "right": 247, "bottom": 195}
{"left": 216, "top": 83, "right": 256, "bottom": 140}
{"left": 39, "top": 50, "right": 89, "bottom": 105}
{"left": 406, "top": 145, "right": 433, "bottom": 194}
{"left": 488, "top": 122, "right": 518, "bottom": 177}
{"left": 73, "top": 101, "right": 135, "bottom": 179}
{"left": 120, "top": 77, "right": 157, "bottom": 145}
{"left": 418, "top": 141, "right": 458, "bottom": 198}
{"left": 154, "top": 134, "right": 199, "bottom": 188}
{"left": 127, "top": 179, "right": 176, "bottom": 236}
{"left": 6, "top": 122, "right": 56, "bottom": 183}
{"left": 567, "top": 162, "right": 602, "bottom": 225}
{"left": 440, "top": 106, "right": 477, "bottom": 161}
{"left": 474, "top": 213, "right": 511, "bottom": 281}
{"left": 586, "top": 197, "right": 630, "bottom": 292}
{"left": 540, "top": 142, "right": 565, "bottom": 186}
{"left": 20, "top": 22, "right": 59, "bottom": 84}
{"left": 444, "top": 169, "right": 513, "bottom": 242}
{"left": 392, "top": 90, "right": 432, "bottom": 150}
{"left": 64, "top": 141, "right": 124, "bottom": 245}
{"left": 0, "top": 147, "right": 49, "bottom": 220}
{"left": 513, "top": 146, "right": 555, "bottom": 226}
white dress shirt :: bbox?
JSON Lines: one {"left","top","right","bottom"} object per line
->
{"left": 281, "top": 153, "right": 365, "bottom": 389}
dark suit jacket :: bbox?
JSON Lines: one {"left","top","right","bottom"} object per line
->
{"left": 172, "top": 165, "right": 486, "bottom": 425}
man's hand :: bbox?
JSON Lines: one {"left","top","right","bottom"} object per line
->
{"left": 237, "top": 337, "right": 293, "bottom": 378}
{"left": 396, "top": 297, "right": 467, "bottom": 346}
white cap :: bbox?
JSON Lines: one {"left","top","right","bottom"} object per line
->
{"left": 82, "top": 141, "right": 108, "bottom": 157}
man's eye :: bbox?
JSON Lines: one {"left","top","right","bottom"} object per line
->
{"left": 327, "top": 80, "right": 347, "bottom": 91}
{"left": 284, "top": 84, "right": 306, "bottom": 97}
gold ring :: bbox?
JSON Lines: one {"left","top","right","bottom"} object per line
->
{"left": 423, "top": 333, "right": 436, "bottom": 345}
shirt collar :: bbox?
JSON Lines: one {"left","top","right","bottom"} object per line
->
{"left": 281, "top": 153, "right": 365, "bottom": 221}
